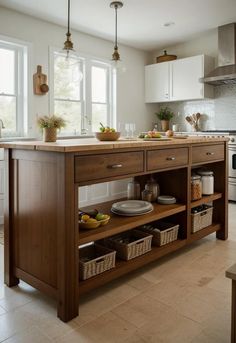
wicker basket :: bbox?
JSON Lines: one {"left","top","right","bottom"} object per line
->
{"left": 79, "top": 243, "right": 116, "bottom": 280}
{"left": 191, "top": 206, "right": 213, "bottom": 233}
{"left": 140, "top": 222, "right": 179, "bottom": 246}
{"left": 104, "top": 230, "right": 153, "bottom": 261}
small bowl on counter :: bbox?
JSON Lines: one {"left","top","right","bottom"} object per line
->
{"left": 95, "top": 132, "right": 121, "bottom": 141}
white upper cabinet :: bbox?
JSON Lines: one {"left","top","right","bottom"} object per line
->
{"left": 145, "top": 62, "right": 170, "bottom": 103}
{"left": 145, "top": 55, "right": 214, "bottom": 103}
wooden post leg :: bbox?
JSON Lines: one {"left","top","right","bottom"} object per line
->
{"left": 232, "top": 280, "right": 236, "bottom": 343}
{"left": 57, "top": 154, "right": 79, "bottom": 322}
{"left": 4, "top": 149, "right": 19, "bottom": 287}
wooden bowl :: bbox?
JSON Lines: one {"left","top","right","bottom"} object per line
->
{"left": 79, "top": 220, "right": 101, "bottom": 230}
{"left": 95, "top": 132, "right": 121, "bottom": 141}
{"left": 98, "top": 215, "right": 110, "bottom": 226}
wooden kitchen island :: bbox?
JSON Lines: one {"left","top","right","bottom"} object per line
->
{"left": 1, "top": 137, "right": 228, "bottom": 322}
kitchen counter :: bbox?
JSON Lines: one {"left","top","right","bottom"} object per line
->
{"left": 0, "top": 136, "right": 229, "bottom": 152}
{"left": 3, "top": 137, "right": 228, "bottom": 322}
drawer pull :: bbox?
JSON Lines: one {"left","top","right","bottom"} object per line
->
{"left": 166, "top": 157, "right": 176, "bottom": 161}
{"left": 107, "top": 164, "right": 123, "bottom": 169}
{"left": 206, "top": 152, "right": 214, "bottom": 156}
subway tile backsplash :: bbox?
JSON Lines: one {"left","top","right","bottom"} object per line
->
{"left": 158, "top": 84, "right": 236, "bottom": 132}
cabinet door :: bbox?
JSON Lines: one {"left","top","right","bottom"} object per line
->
{"left": 145, "top": 63, "right": 169, "bottom": 103}
{"left": 171, "top": 55, "right": 204, "bottom": 101}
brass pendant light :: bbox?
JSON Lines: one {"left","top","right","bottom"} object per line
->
{"left": 110, "top": 1, "right": 123, "bottom": 62}
{"left": 63, "top": 0, "right": 75, "bottom": 58}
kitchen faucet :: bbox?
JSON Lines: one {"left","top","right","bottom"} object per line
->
{"left": 0, "top": 119, "right": 5, "bottom": 138}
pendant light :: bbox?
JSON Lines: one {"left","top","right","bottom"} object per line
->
{"left": 110, "top": 1, "right": 126, "bottom": 72}
{"left": 63, "top": 0, "right": 75, "bottom": 58}
{"left": 61, "top": 0, "right": 83, "bottom": 80}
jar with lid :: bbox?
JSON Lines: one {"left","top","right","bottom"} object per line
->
{"left": 141, "top": 189, "right": 152, "bottom": 202}
{"left": 145, "top": 176, "right": 160, "bottom": 202}
{"left": 127, "top": 180, "right": 141, "bottom": 200}
{"left": 197, "top": 170, "right": 214, "bottom": 195}
{"left": 191, "top": 175, "right": 202, "bottom": 201}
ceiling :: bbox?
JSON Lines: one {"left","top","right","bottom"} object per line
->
{"left": 1, "top": 0, "right": 236, "bottom": 51}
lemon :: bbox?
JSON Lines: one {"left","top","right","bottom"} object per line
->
{"left": 81, "top": 214, "right": 90, "bottom": 222}
{"left": 86, "top": 218, "right": 98, "bottom": 223}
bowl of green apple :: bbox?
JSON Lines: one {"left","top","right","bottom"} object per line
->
{"left": 95, "top": 123, "right": 121, "bottom": 141}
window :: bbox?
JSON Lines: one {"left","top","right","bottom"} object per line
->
{"left": 0, "top": 39, "right": 27, "bottom": 137}
{"left": 51, "top": 50, "right": 114, "bottom": 136}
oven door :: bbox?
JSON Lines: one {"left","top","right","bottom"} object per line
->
{"left": 229, "top": 177, "right": 236, "bottom": 201}
{"left": 229, "top": 145, "right": 236, "bottom": 178}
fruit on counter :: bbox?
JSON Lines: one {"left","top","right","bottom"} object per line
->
{"left": 165, "top": 130, "right": 174, "bottom": 137}
{"left": 144, "top": 131, "right": 162, "bottom": 139}
{"left": 99, "top": 122, "right": 116, "bottom": 133}
{"left": 86, "top": 218, "right": 98, "bottom": 224}
{"left": 81, "top": 214, "right": 90, "bottom": 222}
{"left": 95, "top": 213, "right": 106, "bottom": 221}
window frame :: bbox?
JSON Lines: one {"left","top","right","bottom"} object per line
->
{"left": 49, "top": 47, "right": 115, "bottom": 136}
{"left": 0, "top": 35, "right": 29, "bottom": 137}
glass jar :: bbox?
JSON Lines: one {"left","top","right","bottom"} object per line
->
{"left": 141, "top": 189, "right": 152, "bottom": 202}
{"left": 191, "top": 175, "right": 202, "bottom": 201}
{"left": 198, "top": 170, "right": 214, "bottom": 195}
{"left": 145, "top": 176, "right": 160, "bottom": 202}
{"left": 127, "top": 181, "right": 141, "bottom": 200}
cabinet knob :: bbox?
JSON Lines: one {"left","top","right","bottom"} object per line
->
{"left": 107, "top": 164, "right": 123, "bottom": 169}
{"left": 206, "top": 152, "right": 214, "bottom": 156}
{"left": 166, "top": 157, "right": 175, "bottom": 161}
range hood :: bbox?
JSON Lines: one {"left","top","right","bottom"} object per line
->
{"left": 201, "top": 23, "right": 236, "bottom": 85}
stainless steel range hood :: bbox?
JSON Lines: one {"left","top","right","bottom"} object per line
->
{"left": 201, "top": 23, "right": 236, "bottom": 85}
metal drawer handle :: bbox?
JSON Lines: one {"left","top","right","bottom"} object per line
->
{"left": 166, "top": 157, "right": 175, "bottom": 161}
{"left": 107, "top": 164, "right": 123, "bottom": 169}
{"left": 206, "top": 152, "right": 214, "bottom": 155}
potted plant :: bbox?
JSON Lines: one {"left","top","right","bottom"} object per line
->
{"left": 37, "top": 115, "right": 66, "bottom": 142}
{"left": 155, "top": 107, "right": 174, "bottom": 131}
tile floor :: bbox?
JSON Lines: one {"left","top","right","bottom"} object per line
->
{"left": 0, "top": 204, "right": 236, "bottom": 342}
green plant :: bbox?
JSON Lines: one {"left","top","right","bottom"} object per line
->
{"left": 155, "top": 107, "right": 174, "bottom": 121}
{"left": 37, "top": 115, "right": 66, "bottom": 129}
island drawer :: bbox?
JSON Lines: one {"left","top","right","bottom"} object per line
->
{"left": 75, "top": 151, "right": 144, "bottom": 183}
{"left": 192, "top": 144, "right": 224, "bottom": 164}
{"left": 147, "top": 147, "right": 189, "bottom": 171}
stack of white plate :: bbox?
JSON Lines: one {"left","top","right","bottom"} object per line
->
{"left": 111, "top": 200, "right": 153, "bottom": 216}
{"left": 157, "top": 195, "right": 176, "bottom": 205}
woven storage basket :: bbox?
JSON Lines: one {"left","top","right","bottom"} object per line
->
{"left": 105, "top": 230, "right": 153, "bottom": 261}
{"left": 191, "top": 206, "right": 213, "bottom": 233}
{"left": 141, "top": 222, "right": 179, "bottom": 246}
{"left": 79, "top": 243, "right": 116, "bottom": 280}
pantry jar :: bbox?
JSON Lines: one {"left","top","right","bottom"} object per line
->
{"left": 127, "top": 181, "right": 141, "bottom": 200}
{"left": 191, "top": 175, "right": 202, "bottom": 201}
{"left": 198, "top": 170, "right": 214, "bottom": 195}
{"left": 145, "top": 176, "right": 160, "bottom": 202}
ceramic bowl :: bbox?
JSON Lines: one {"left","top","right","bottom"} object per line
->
{"left": 95, "top": 132, "right": 121, "bottom": 141}
{"left": 79, "top": 220, "right": 101, "bottom": 230}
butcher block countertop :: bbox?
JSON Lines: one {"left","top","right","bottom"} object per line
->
{"left": 0, "top": 136, "right": 229, "bottom": 153}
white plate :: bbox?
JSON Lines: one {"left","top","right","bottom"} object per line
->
{"left": 111, "top": 207, "right": 153, "bottom": 217}
{"left": 112, "top": 200, "right": 153, "bottom": 213}
{"left": 157, "top": 195, "right": 176, "bottom": 205}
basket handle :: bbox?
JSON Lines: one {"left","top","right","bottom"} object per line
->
{"left": 95, "top": 257, "right": 106, "bottom": 263}
{"left": 200, "top": 211, "right": 207, "bottom": 216}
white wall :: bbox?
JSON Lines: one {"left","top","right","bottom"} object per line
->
{"left": 0, "top": 6, "right": 155, "bottom": 136}
{"left": 151, "top": 28, "right": 218, "bottom": 65}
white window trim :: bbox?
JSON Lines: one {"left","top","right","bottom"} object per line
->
{"left": 49, "top": 46, "right": 116, "bottom": 136}
{"left": 0, "top": 34, "right": 31, "bottom": 138}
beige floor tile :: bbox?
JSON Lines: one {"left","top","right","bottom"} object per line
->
{"left": 111, "top": 294, "right": 170, "bottom": 328}
{"left": 3, "top": 325, "right": 52, "bottom": 343}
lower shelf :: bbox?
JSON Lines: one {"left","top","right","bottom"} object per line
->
{"left": 79, "top": 223, "right": 222, "bottom": 295}
{"left": 79, "top": 239, "right": 186, "bottom": 295}
{"left": 189, "top": 223, "right": 221, "bottom": 242}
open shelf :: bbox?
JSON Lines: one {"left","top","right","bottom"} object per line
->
{"left": 189, "top": 223, "right": 221, "bottom": 243}
{"left": 79, "top": 239, "right": 187, "bottom": 295}
{"left": 79, "top": 199, "right": 186, "bottom": 245}
{"left": 190, "top": 192, "right": 223, "bottom": 208}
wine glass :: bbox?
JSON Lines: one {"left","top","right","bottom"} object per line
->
{"left": 125, "top": 123, "right": 130, "bottom": 139}
{"left": 129, "top": 123, "right": 136, "bottom": 139}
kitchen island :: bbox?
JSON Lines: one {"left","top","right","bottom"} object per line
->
{"left": 1, "top": 137, "right": 228, "bottom": 322}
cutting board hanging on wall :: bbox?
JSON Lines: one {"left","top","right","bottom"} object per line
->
{"left": 33, "top": 65, "right": 49, "bottom": 95}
